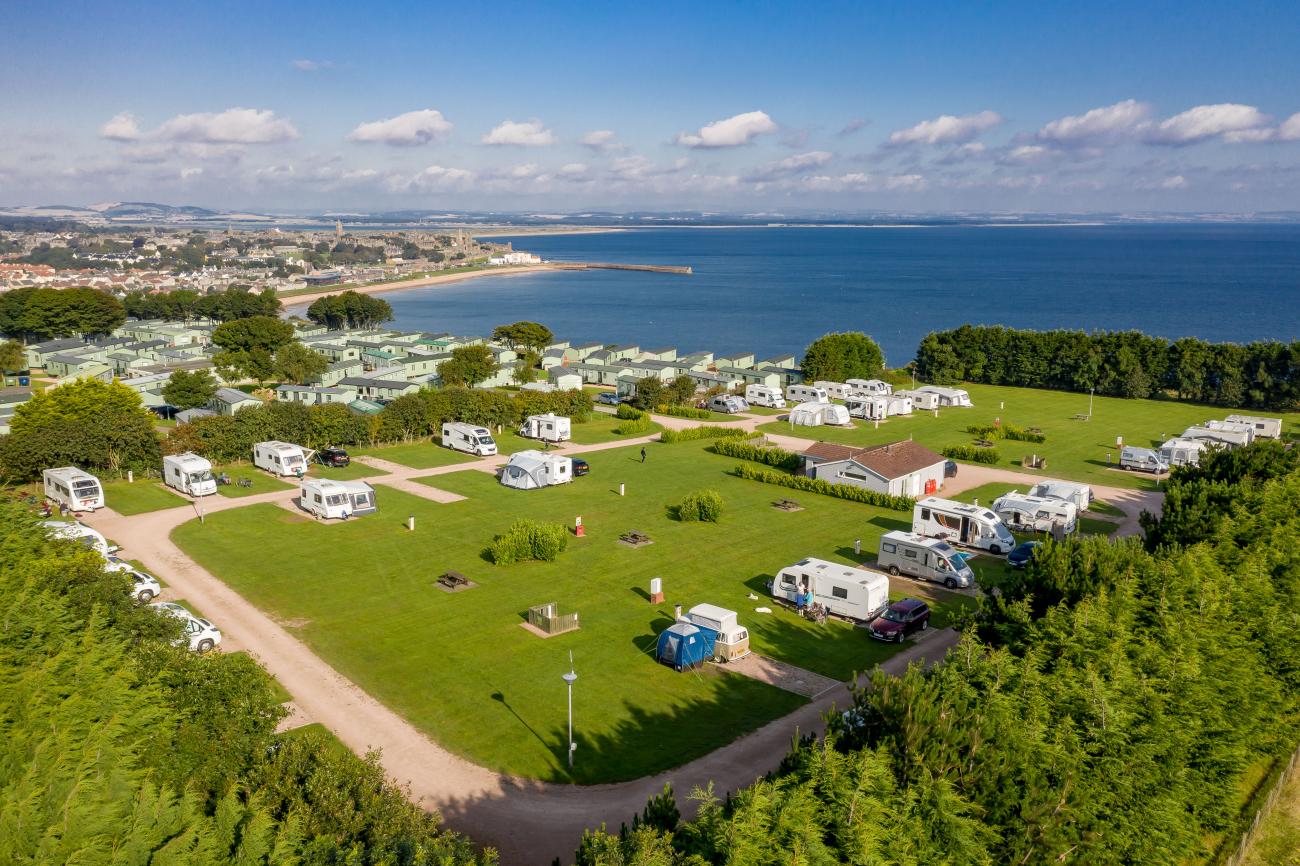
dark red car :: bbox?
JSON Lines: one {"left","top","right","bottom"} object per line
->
{"left": 868, "top": 598, "right": 931, "bottom": 642}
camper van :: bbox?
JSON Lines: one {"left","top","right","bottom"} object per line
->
{"left": 1120, "top": 445, "right": 1168, "bottom": 474}
{"left": 744, "top": 384, "right": 786, "bottom": 408}
{"left": 708, "top": 394, "right": 749, "bottom": 414}
{"left": 845, "top": 395, "right": 888, "bottom": 420}
{"left": 896, "top": 388, "right": 940, "bottom": 410}
{"left": 42, "top": 467, "right": 104, "bottom": 512}
{"left": 686, "top": 603, "right": 751, "bottom": 662}
{"left": 43, "top": 520, "right": 114, "bottom": 556}
{"left": 518, "top": 413, "right": 572, "bottom": 443}
{"left": 813, "top": 381, "right": 853, "bottom": 401}
{"left": 846, "top": 378, "right": 892, "bottom": 396}
{"left": 1186, "top": 421, "right": 1254, "bottom": 449}
{"left": 1160, "top": 437, "right": 1209, "bottom": 467}
{"left": 912, "top": 496, "right": 1016, "bottom": 554}
{"left": 441, "top": 421, "right": 497, "bottom": 456}
{"left": 772, "top": 557, "right": 890, "bottom": 621}
{"left": 788, "top": 401, "right": 852, "bottom": 427}
{"left": 500, "top": 450, "right": 572, "bottom": 489}
{"left": 299, "top": 477, "right": 376, "bottom": 519}
{"left": 1225, "top": 415, "right": 1283, "bottom": 440}
{"left": 786, "top": 384, "right": 829, "bottom": 404}
{"left": 1027, "top": 479, "right": 1094, "bottom": 512}
{"left": 915, "top": 385, "right": 973, "bottom": 407}
{"left": 163, "top": 452, "right": 216, "bottom": 497}
{"left": 991, "top": 492, "right": 1078, "bottom": 534}
{"left": 877, "top": 531, "right": 975, "bottom": 589}
{"left": 252, "top": 441, "right": 313, "bottom": 477}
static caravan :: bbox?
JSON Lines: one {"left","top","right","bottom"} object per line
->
{"left": 299, "top": 477, "right": 377, "bottom": 519}
{"left": 1027, "top": 479, "right": 1094, "bottom": 511}
{"left": 896, "top": 388, "right": 940, "bottom": 410}
{"left": 772, "top": 557, "right": 890, "bottom": 621}
{"left": 912, "top": 496, "right": 1015, "bottom": 554}
{"left": 1225, "top": 414, "right": 1283, "bottom": 440}
{"left": 708, "top": 394, "right": 750, "bottom": 414}
{"left": 686, "top": 603, "right": 751, "bottom": 662}
{"left": 1160, "top": 437, "right": 1209, "bottom": 467}
{"left": 915, "top": 385, "right": 973, "bottom": 407}
{"left": 42, "top": 467, "right": 104, "bottom": 512}
{"left": 1120, "top": 445, "right": 1168, "bottom": 474}
{"left": 845, "top": 395, "right": 889, "bottom": 420}
{"left": 813, "top": 380, "right": 853, "bottom": 401}
{"left": 518, "top": 413, "right": 572, "bottom": 443}
{"left": 846, "top": 378, "right": 892, "bottom": 396}
{"left": 43, "top": 519, "right": 114, "bottom": 556}
{"left": 744, "top": 384, "right": 786, "bottom": 408}
{"left": 500, "top": 450, "right": 572, "bottom": 489}
{"left": 886, "top": 394, "right": 913, "bottom": 416}
{"left": 788, "top": 401, "right": 852, "bottom": 427}
{"left": 442, "top": 421, "right": 497, "bottom": 456}
{"left": 252, "top": 441, "right": 314, "bottom": 477}
{"left": 786, "top": 384, "right": 829, "bottom": 404}
{"left": 991, "top": 492, "right": 1078, "bottom": 534}
{"left": 877, "top": 531, "right": 975, "bottom": 589}
{"left": 163, "top": 452, "right": 216, "bottom": 497}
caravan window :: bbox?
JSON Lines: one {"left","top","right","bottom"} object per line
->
{"left": 881, "top": 542, "right": 896, "bottom": 554}
{"left": 325, "top": 495, "right": 345, "bottom": 506}
{"left": 779, "top": 575, "right": 797, "bottom": 591}
{"left": 831, "top": 586, "right": 848, "bottom": 599}
{"left": 921, "top": 508, "right": 931, "bottom": 520}
{"left": 935, "top": 513, "right": 961, "bottom": 532}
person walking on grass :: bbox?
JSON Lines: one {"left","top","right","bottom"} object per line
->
{"left": 640, "top": 447, "right": 647, "bottom": 463}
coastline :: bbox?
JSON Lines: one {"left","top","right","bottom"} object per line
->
{"left": 280, "top": 263, "right": 561, "bottom": 310}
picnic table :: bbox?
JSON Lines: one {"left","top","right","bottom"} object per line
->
{"left": 974, "top": 439, "right": 995, "bottom": 448}
{"left": 438, "top": 570, "right": 470, "bottom": 589}
{"left": 774, "top": 498, "right": 802, "bottom": 511}
{"left": 620, "top": 530, "right": 651, "bottom": 545}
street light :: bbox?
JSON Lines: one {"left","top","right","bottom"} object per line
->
{"left": 562, "top": 651, "right": 577, "bottom": 769}
{"left": 1088, "top": 387, "right": 1095, "bottom": 420}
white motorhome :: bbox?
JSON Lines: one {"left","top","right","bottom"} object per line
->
{"left": 846, "top": 378, "right": 892, "bottom": 396}
{"left": 252, "top": 441, "right": 314, "bottom": 477}
{"left": 43, "top": 519, "right": 114, "bottom": 556}
{"left": 686, "top": 603, "right": 751, "bottom": 662}
{"left": 744, "top": 384, "right": 786, "bottom": 408}
{"left": 788, "top": 401, "right": 852, "bottom": 427}
{"left": 845, "top": 395, "right": 889, "bottom": 420}
{"left": 912, "top": 496, "right": 1016, "bottom": 554}
{"left": 991, "top": 492, "right": 1078, "bottom": 534}
{"left": 500, "top": 450, "right": 572, "bottom": 489}
{"left": 786, "top": 384, "right": 829, "bottom": 404}
{"left": 813, "top": 380, "right": 852, "bottom": 401}
{"left": 885, "top": 394, "right": 913, "bottom": 416}
{"left": 299, "top": 477, "right": 376, "bottom": 519}
{"left": 1225, "top": 415, "right": 1283, "bottom": 440}
{"left": 163, "top": 452, "right": 216, "bottom": 497}
{"left": 877, "top": 531, "right": 975, "bottom": 589}
{"left": 915, "top": 385, "right": 973, "bottom": 407}
{"left": 772, "top": 557, "right": 890, "bottom": 621}
{"left": 518, "top": 413, "right": 572, "bottom": 443}
{"left": 1120, "top": 445, "right": 1168, "bottom": 474}
{"left": 442, "top": 422, "right": 497, "bottom": 456}
{"left": 896, "top": 388, "right": 940, "bottom": 410}
{"left": 42, "top": 467, "right": 104, "bottom": 512}
{"left": 1160, "top": 437, "right": 1209, "bottom": 467}
{"left": 1027, "top": 479, "right": 1094, "bottom": 511}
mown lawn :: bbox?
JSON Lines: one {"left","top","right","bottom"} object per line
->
{"left": 102, "top": 479, "right": 189, "bottom": 515}
{"left": 213, "top": 465, "right": 296, "bottom": 498}
{"left": 757, "top": 383, "right": 1300, "bottom": 491}
{"left": 307, "top": 461, "right": 385, "bottom": 481}
{"left": 173, "top": 440, "right": 972, "bottom": 784}
{"left": 354, "top": 441, "right": 478, "bottom": 469}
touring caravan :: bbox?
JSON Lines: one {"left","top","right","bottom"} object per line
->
{"left": 518, "top": 413, "right": 572, "bottom": 443}
{"left": 813, "top": 381, "right": 853, "bottom": 401}
{"left": 772, "top": 557, "right": 890, "bottom": 621}
{"left": 786, "top": 384, "right": 829, "bottom": 404}
{"left": 1120, "top": 445, "right": 1168, "bottom": 474}
{"left": 43, "top": 520, "right": 114, "bottom": 556}
{"left": 896, "top": 388, "right": 940, "bottom": 410}
{"left": 877, "top": 531, "right": 975, "bottom": 589}
{"left": 788, "top": 401, "right": 852, "bottom": 427}
{"left": 744, "top": 384, "right": 785, "bottom": 408}
{"left": 163, "top": 452, "right": 216, "bottom": 497}
{"left": 500, "top": 450, "right": 572, "bottom": 489}
{"left": 991, "top": 492, "right": 1078, "bottom": 534}
{"left": 1027, "top": 479, "right": 1094, "bottom": 511}
{"left": 915, "top": 385, "right": 973, "bottom": 407}
{"left": 1160, "top": 437, "right": 1209, "bottom": 467}
{"left": 912, "top": 496, "right": 1016, "bottom": 554}
{"left": 685, "top": 603, "right": 751, "bottom": 662}
{"left": 845, "top": 395, "right": 889, "bottom": 420}
{"left": 299, "top": 477, "right": 376, "bottom": 519}
{"left": 846, "top": 378, "right": 892, "bottom": 396}
{"left": 1189, "top": 421, "right": 1255, "bottom": 448}
{"left": 442, "top": 421, "right": 497, "bottom": 456}
{"left": 252, "top": 441, "right": 313, "bottom": 477}
{"left": 1225, "top": 415, "right": 1283, "bottom": 440}
{"left": 885, "top": 394, "right": 913, "bottom": 416}
{"left": 708, "top": 394, "right": 749, "bottom": 414}
{"left": 43, "top": 467, "right": 104, "bottom": 513}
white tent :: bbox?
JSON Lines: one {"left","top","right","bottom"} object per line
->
{"left": 500, "top": 450, "right": 573, "bottom": 489}
{"left": 789, "top": 401, "right": 851, "bottom": 427}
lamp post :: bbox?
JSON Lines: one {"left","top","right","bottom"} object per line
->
{"left": 562, "top": 651, "right": 577, "bottom": 769}
{"left": 1088, "top": 387, "right": 1095, "bottom": 420}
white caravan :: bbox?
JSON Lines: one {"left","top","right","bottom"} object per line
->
{"left": 299, "top": 477, "right": 376, "bottom": 519}
{"left": 912, "top": 496, "right": 1016, "bottom": 554}
{"left": 442, "top": 421, "right": 497, "bottom": 456}
{"left": 744, "top": 384, "right": 786, "bottom": 408}
{"left": 43, "top": 467, "right": 104, "bottom": 512}
{"left": 43, "top": 519, "right": 114, "bottom": 556}
{"left": 1199, "top": 420, "right": 1257, "bottom": 447}
{"left": 788, "top": 401, "right": 852, "bottom": 427}
{"left": 500, "top": 450, "right": 573, "bottom": 489}
{"left": 163, "top": 452, "right": 216, "bottom": 497}
{"left": 252, "top": 441, "right": 314, "bottom": 477}
{"left": 845, "top": 395, "right": 889, "bottom": 420}
{"left": 846, "top": 378, "right": 892, "bottom": 396}
{"left": 686, "top": 603, "right": 751, "bottom": 662}
{"left": 813, "top": 380, "right": 853, "bottom": 401}
{"left": 885, "top": 394, "right": 913, "bottom": 416}
{"left": 1120, "top": 445, "right": 1169, "bottom": 474}
{"left": 1027, "top": 479, "right": 1094, "bottom": 512}
{"left": 896, "top": 388, "right": 940, "bottom": 410}
{"left": 877, "top": 531, "right": 976, "bottom": 589}
{"left": 1182, "top": 424, "right": 1251, "bottom": 449}
{"left": 991, "top": 492, "right": 1078, "bottom": 534}
{"left": 518, "top": 413, "right": 572, "bottom": 443}
{"left": 915, "top": 385, "right": 973, "bottom": 407}
{"left": 1225, "top": 415, "right": 1283, "bottom": 440}
{"left": 1160, "top": 437, "right": 1209, "bottom": 467}
{"left": 772, "top": 557, "right": 890, "bottom": 622}
{"left": 785, "top": 384, "right": 829, "bottom": 404}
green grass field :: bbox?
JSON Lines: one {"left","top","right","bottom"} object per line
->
{"left": 173, "top": 439, "right": 973, "bottom": 784}
{"left": 757, "top": 383, "right": 1300, "bottom": 491}
{"left": 213, "top": 465, "right": 296, "bottom": 498}
{"left": 307, "top": 461, "right": 385, "bottom": 481}
{"left": 102, "top": 479, "right": 189, "bottom": 515}
{"left": 354, "top": 441, "right": 478, "bottom": 469}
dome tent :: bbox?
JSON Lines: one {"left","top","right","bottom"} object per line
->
{"left": 655, "top": 621, "right": 716, "bottom": 672}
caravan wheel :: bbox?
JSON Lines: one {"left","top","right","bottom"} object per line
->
{"left": 888, "top": 565, "right": 900, "bottom": 576}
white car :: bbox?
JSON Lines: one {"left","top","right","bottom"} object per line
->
{"left": 102, "top": 554, "right": 134, "bottom": 573}
{"left": 150, "top": 601, "right": 222, "bottom": 653}
{"left": 129, "top": 570, "right": 161, "bottom": 603}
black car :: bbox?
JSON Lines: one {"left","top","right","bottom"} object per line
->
{"left": 1007, "top": 540, "right": 1042, "bottom": 569}
{"left": 868, "top": 599, "right": 932, "bottom": 642}
{"left": 944, "top": 459, "right": 959, "bottom": 478}
{"left": 571, "top": 458, "right": 590, "bottom": 476}
{"left": 316, "top": 447, "right": 351, "bottom": 468}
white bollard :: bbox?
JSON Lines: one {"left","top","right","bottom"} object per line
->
{"left": 854, "top": 538, "right": 861, "bottom": 556}
{"left": 127, "top": 470, "right": 134, "bottom": 484}
{"left": 619, "top": 483, "right": 625, "bottom": 497}
{"left": 407, "top": 515, "right": 415, "bottom": 531}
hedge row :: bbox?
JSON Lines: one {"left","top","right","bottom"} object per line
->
{"left": 489, "top": 519, "right": 569, "bottom": 565}
{"left": 965, "top": 422, "right": 1047, "bottom": 444}
{"left": 655, "top": 404, "right": 713, "bottom": 420}
{"left": 659, "top": 426, "right": 757, "bottom": 443}
{"left": 709, "top": 438, "right": 802, "bottom": 472}
{"left": 943, "top": 444, "right": 1001, "bottom": 464}
{"left": 677, "top": 489, "right": 725, "bottom": 522}
{"left": 730, "top": 462, "right": 915, "bottom": 511}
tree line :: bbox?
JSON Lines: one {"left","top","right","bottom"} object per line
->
{"left": 305, "top": 290, "right": 394, "bottom": 330}
{"left": 915, "top": 325, "right": 1300, "bottom": 409}
{"left": 124, "top": 285, "right": 282, "bottom": 323}
{"left": 0, "top": 286, "right": 126, "bottom": 340}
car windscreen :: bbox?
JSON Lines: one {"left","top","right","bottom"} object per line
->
{"left": 882, "top": 608, "right": 906, "bottom": 623}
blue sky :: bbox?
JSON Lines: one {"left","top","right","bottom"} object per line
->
{"left": 2, "top": 0, "right": 1299, "bottom": 213}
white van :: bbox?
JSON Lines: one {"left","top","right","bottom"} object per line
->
{"left": 43, "top": 519, "right": 115, "bottom": 556}
{"left": 744, "top": 384, "right": 786, "bottom": 408}
{"left": 786, "top": 384, "right": 829, "bottom": 404}
{"left": 686, "top": 603, "right": 751, "bottom": 662}
{"left": 846, "top": 378, "right": 892, "bottom": 396}
{"left": 1160, "top": 437, "right": 1209, "bottom": 467}
{"left": 1027, "top": 479, "right": 1094, "bottom": 512}
{"left": 518, "top": 413, "right": 572, "bottom": 443}
{"left": 991, "top": 492, "right": 1078, "bottom": 534}
{"left": 1120, "top": 446, "right": 1168, "bottom": 474}
{"left": 442, "top": 421, "right": 497, "bottom": 456}
{"left": 912, "top": 496, "right": 1016, "bottom": 555}
{"left": 877, "top": 531, "right": 975, "bottom": 589}
{"left": 43, "top": 467, "right": 104, "bottom": 512}
{"left": 772, "top": 557, "right": 890, "bottom": 621}
{"left": 163, "top": 452, "right": 216, "bottom": 497}
{"left": 1224, "top": 415, "right": 1283, "bottom": 440}
{"left": 252, "top": 441, "right": 313, "bottom": 477}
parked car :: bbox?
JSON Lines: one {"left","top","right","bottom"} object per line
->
{"left": 129, "top": 569, "right": 161, "bottom": 603}
{"left": 1007, "top": 540, "right": 1042, "bottom": 569}
{"left": 571, "top": 458, "right": 590, "bottom": 476}
{"left": 596, "top": 392, "right": 621, "bottom": 406}
{"left": 151, "top": 601, "right": 222, "bottom": 653}
{"left": 102, "top": 554, "right": 134, "bottom": 573}
{"left": 944, "top": 459, "right": 959, "bottom": 478}
{"left": 867, "top": 598, "right": 931, "bottom": 642}
{"left": 316, "top": 447, "right": 351, "bottom": 467}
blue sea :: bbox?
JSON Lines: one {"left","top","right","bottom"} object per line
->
{"left": 377, "top": 225, "right": 1300, "bottom": 366}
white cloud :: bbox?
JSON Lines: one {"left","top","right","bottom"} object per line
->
{"left": 745, "top": 150, "right": 833, "bottom": 181}
{"left": 579, "top": 130, "right": 624, "bottom": 151}
{"left": 1279, "top": 113, "right": 1300, "bottom": 141}
{"left": 100, "top": 112, "right": 142, "bottom": 142}
{"left": 676, "top": 111, "right": 778, "bottom": 148}
{"left": 389, "top": 164, "right": 476, "bottom": 193}
{"left": 1136, "top": 174, "right": 1188, "bottom": 190}
{"left": 153, "top": 108, "right": 299, "bottom": 144}
{"left": 888, "top": 110, "right": 1002, "bottom": 146}
{"left": 609, "top": 155, "right": 689, "bottom": 181}
{"left": 1146, "top": 103, "right": 1269, "bottom": 145}
{"left": 936, "top": 142, "right": 988, "bottom": 164}
{"left": 805, "top": 172, "right": 925, "bottom": 192}
{"left": 1002, "top": 144, "right": 1050, "bottom": 164}
{"left": 348, "top": 109, "right": 453, "bottom": 146}
{"left": 838, "top": 117, "right": 868, "bottom": 136}
{"left": 291, "top": 59, "right": 333, "bottom": 72}
{"left": 1037, "top": 99, "right": 1150, "bottom": 144}
{"left": 482, "top": 119, "right": 556, "bottom": 147}
{"left": 558, "top": 162, "right": 591, "bottom": 180}
{"left": 180, "top": 167, "right": 203, "bottom": 180}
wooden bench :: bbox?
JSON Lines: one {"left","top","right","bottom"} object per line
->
{"left": 1073, "top": 413, "right": 1090, "bottom": 421}
{"left": 438, "top": 570, "right": 470, "bottom": 589}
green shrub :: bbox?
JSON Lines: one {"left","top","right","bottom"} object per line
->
{"left": 943, "top": 444, "right": 1000, "bottom": 464}
{"left": 613, "top": 413, "right": 654, "bottom": 435}
{"left": 489, "top": 519, "right": 570, "bottom": 565}
{"left": 677, "top": 489, "right": 725, "bottom": 522}
{"left": 656, "top": 404, "right": 712, "bottom": 420}
{"left": 615, "top": 403, "right": 644, "bottom": 420}
{"left": 710, "top": 439, "right": 801, "bottom": 472}
{"left": 730, "top": 463, "right": 915, "bottom": 511}
{"left": 659, "top": 426, "right": 756, "bottom": 443}
{"left": 964, "top": 422, "right": 1046, "bottom": 444}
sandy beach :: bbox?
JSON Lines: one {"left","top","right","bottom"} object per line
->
{"left": 280, "top": 263, "right": 561, "bottom": 310}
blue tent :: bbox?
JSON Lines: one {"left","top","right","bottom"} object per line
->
{"left": 655, "top": 622, "right": 716, "bottom": 671}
